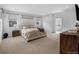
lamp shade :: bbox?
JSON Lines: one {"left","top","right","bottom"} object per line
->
{"left": 13, "top": 24, "right": 17, "bottom": 27}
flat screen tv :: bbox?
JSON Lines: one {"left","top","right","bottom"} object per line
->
{"left": 75, "top": 4, "right": 79, "bottom": 21}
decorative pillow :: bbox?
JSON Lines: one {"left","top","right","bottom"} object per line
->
{"left": 38, "top": 28, "right": 45, "bottom": 32}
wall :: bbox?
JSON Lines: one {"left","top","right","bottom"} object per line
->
{"left": 0, "top": 18, "right": 2, "bottom": 43}
{"left": 3, "top": 13, "right": 15, "bottom": 36}
{"left": 17, "top": 15, "right": 34, "bottom": 29}
{"left": 0, "top": 9, "right": 3, "bottom": 42}
{"left": 54, "top": 5, "right": 76, "bottom": 32}
{"left": 3, "top": 5, "right": 76, "bottom": 36}
{"left": 42, "top": 5, "right": 76, "bottom": 33}
{"left": 33, "top": 17, "right": 43, "bottom": 28}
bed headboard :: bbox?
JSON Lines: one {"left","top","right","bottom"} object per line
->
{"left": 19, "top": 24, "right": 35, "bottom": 29}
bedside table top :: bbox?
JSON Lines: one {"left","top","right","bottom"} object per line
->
{"left": 12, "top": 30, "right": 20, "bottom": 32}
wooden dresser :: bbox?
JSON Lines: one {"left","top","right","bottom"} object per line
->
{"left": 12, "top": 30, "right": 21, "bottom": 37}
{"left": 60, "top": 30, "right": 79, "bottom": 54}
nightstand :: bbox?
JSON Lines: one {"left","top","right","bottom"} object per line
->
{"left": 12, "top": 30, "right": 21, "bottom": 37}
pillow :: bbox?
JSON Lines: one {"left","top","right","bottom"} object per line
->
{"left": 38, "top": 28, "right": 45, "bottom": 32}
{"left": 23, "top": 26, "right": 26, "bottom": 29}
{"left": 19, "top": 24, "right": 35, "bottom": 29}
{"left": 27, "top": 28, "right": 39, "bottom": 31}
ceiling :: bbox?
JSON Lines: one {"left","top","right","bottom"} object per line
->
{"left": 0, "top": 4, "right": 74, "bottom": 15}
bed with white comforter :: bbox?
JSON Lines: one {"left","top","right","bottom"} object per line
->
{"left": 21, "top": 28, "right": 46, "bottom": 42}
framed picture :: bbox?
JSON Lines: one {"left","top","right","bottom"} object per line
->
{"left": 9, "top": 21, "right": 17, "bottom": 27}
{"left": 8, "top": 14, "right": 17, "bottom": 27}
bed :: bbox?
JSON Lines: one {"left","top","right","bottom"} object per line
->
{"left": 21, "top": 27, "right": 46, "bottom": 42}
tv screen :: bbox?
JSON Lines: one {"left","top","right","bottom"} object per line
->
{"left": 75, "top": 4, "right": 79, "bottom": 21}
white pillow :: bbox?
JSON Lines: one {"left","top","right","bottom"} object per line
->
{"left": 23, "top": 26, "right": 26, "bottom": 29}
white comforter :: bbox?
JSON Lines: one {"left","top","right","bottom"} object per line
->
{"left": 21, "top": 28, "right": 38, "bottom": 38}
{"left": 21, "top": 28, "right": 46, "bottom": 41}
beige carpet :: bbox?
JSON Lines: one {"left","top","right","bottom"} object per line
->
{"left": 0, "top": 33, "right": 60, "bottom": 54}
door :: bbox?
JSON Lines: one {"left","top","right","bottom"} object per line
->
{"left": 55, "top": 18, "right": 62, "bottom": 33}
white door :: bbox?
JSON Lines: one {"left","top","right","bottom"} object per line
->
{"left": 55, "top": 18, "right": 62, "bottom": 33}
{"left": 0, "top": 18, "right": 2, "bottom": 43}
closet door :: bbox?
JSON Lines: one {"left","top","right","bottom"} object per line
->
{"left": 55, "top": 18, "right": 62, "bottom": 32}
